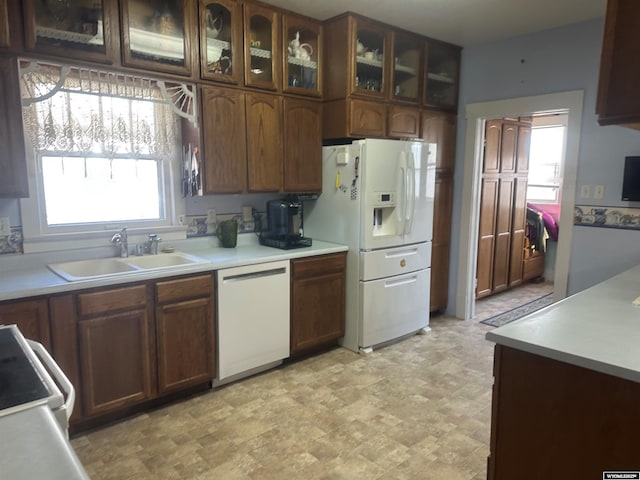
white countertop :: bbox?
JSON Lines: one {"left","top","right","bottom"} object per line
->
{"left": 0, "top": 235, "right": 347, "bottom": 302}
{"left": 486, "top": 263, "right": 640, "bottom": 384}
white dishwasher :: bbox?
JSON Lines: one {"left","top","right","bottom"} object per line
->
{"left": 216, "top": 260, "right": 290, "bottom": 382}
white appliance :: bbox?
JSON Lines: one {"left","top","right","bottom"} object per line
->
{"left": 0, "top": 324, "right": 89, "bottom": 479}
{"left": 304, "top": 139, "right": 436, "bottom": 353}
{"left": 216, "top": 260, "right": 290, "bottom": 382}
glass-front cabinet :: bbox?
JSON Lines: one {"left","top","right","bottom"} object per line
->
{"left": 243, "top": 3, "right": 279, "bottom": 91}
{"left": 424, "top": 41, "right": 460, "bottom": 110}
{"left": 353, "top": 18, "right": 388, "bottom": 98}
{"left": 199, "top": 0, "right": 241, "bottom": 84}
{"left": 22, "top": 0, "right": 117, "bottom": 63}
{"left": 391, "top": 31, "right": 422, "bottom": 103}
{"left": 283, "top": 14, "right": 321, "bottom": 97}
{"left": 121, "top": 0, "right": 195, "bottom": 76}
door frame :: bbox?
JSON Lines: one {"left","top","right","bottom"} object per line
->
{"left": 455, "top": 90, "right": 584, "bottom": 320}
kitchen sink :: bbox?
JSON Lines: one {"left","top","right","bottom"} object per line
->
{"left": 48, "top": 252, "right": 210, "bottom": 282}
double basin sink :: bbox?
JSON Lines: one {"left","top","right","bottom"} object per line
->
{"left": 48, "top": 252, "right": 210, "bottom": 282}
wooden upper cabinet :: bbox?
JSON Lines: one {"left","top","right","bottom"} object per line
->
{"left": 282, "top": 13, "right": 322, "bottom": 97}
{"left": 424, "top": 41, "right": 460, "bottom": 110}
{"left": 388, "top": 105, "right": 421, "bottom": 139}
{"left": 200, "top": 85, "right": 247, "bottom": 193}
{"left": 243, "top": 3, "right": 279, "bottom": 91}
{"left": 22, "top": 0, "right": 118, "bottom": 63}
{"left": 352, "top": 17, "right": 389, "bottom": 99}
{"left": 121, "top": 0, "right": 196, "bottom": 76}
{"left": 422, "top": 110, "right": 457, "bottom": 171}
{"left": 500, "top": 123, "right": 517, "bottom": 173}
{"left": 483, "top": 120, "right": 502, "bottom": 174}
{"left": 0, "top": 0, "right": 9, "bottom": 47}
{"left": 283, "top": 98, "right": 322, "bottom": 192}
{"left": 0, "top": 57, "right": 28, "bottom": 198}
{"left": 349, "top": 99, "right": 387, "bottom": 137}
{"left": 516, "top": 125, "right": 531, "bottom": 173}
{"left": 391, "top": 30, "right": 422, "bottom": 104}
{"left": 246, "top": 92, "right": 282, "bottom": 192}
{"left": 596, "top": 0, "right": 640, "bottom": 128}
{"left": 199, "top": 0, "right": 242, "bottom": 84}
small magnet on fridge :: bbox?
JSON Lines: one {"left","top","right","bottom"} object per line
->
{"left": 335, "top": 170, "right": 341, "bottom": 189}
{"left": 336, "top": 149, "right": 349, "bottom": 166}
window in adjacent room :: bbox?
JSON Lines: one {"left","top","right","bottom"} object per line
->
{"left": 526, "top": 113, "right": 567, "bottom": 204}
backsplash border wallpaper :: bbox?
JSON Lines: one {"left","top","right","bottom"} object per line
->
{"left": 574, "top": 205, "right": 640, "bottom": 230}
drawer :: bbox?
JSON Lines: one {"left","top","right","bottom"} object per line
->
{"left": 78, "top": 285, "right": 147, "bottom": 317}
{"left": 360, "top": 242, "right": 431, "bottom": 281}
{"left": 156, "top": 274, "right": 214, "bottom": 304}
{"left": 291, "top": 253, "right": 347, "bottom": 280}
{"left": 522, "top": 254, "right": 545, "bottom": 281}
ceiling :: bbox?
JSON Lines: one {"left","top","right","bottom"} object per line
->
{"left": 265, "top": 0, "right": 606, "bottom": 47}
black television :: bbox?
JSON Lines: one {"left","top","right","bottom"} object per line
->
{"left": 622, "top": 156, "right": 640, "bottom": 201}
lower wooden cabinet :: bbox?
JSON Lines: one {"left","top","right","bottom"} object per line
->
{"left": 155, "top": 274, "right": 215, "bottom": 394}
{"left": 77, "top": 284, "right": 155, "bottom": 417}
{"left": 0, "top": 298, "right": 50, "bottom": 350}
{"left": 290, "top": 252, "right": 346, "bottom": 355}
{"left": 47, "top": 273, "right": 216, "bottom": 426}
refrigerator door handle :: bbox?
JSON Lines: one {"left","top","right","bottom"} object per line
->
{"left": 396, "top": 162, "right": 406, "bottom": 232}
{"left": 405, "top": 153, "right": 416, "bottom": 234}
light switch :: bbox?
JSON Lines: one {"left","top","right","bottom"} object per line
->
{"left": 0, "top": 217, "right": 10, "bottom": 236}
{"left": 594, "top": 185, "right": 605, "bottom": 200}
{"left": 580, "top": 185, "right": 591, "bottom": 199}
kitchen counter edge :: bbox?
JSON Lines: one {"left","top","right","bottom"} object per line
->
{"left": 0, "top": 240, "right": 348, "bottom": 302}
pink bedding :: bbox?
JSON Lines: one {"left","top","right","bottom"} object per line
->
{"left": 527, "top": 203, "right": 560, "bottom": 241}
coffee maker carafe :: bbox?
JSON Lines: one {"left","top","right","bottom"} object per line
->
{"left": 260, "top": 195, "right": 312, "bottom": 249}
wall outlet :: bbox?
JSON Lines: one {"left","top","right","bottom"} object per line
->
{"left": 594, "top": 184, "right": 605, "bottom": 200}
{"left": 580, "top": 185, "right": 591, "bottom": 199}
{"left": 0, "top": 217, "right": 10, "bottom": 236}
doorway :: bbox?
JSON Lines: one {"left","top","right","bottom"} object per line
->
{"left": 454, "top": 91, "right": 584, "bottom": 320}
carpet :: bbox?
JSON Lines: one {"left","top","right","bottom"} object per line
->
{"left": 480, "top": 293, "right": 554, "bottom": 327}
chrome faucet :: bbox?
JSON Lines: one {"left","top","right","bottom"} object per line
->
{"left": 110, "top": 227, "right": 128, "bottom": 258}
{"left": 146, "top": 233, "right": 161, "bottom": 255}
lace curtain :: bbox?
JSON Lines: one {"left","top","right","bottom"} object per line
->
{"left": 19, "top": 60, "right": 197, "bottom": 160}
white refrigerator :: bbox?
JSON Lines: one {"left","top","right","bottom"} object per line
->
{"left": 304, "top": 138, "right": 436, "bottom": 353}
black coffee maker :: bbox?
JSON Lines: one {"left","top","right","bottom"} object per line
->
{"left": 259, "top": 195, "right": 312, "bottom": 249}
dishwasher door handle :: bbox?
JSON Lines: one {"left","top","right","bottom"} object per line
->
{"left": 221, "top": 267, "right": 287, "bottom": 283}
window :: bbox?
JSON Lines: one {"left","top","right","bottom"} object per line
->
{"left": 19, "top": 60, "right": 197, "bottom": 247}
{"left": 527, "top": 114, "right": 567, "bottom": 204}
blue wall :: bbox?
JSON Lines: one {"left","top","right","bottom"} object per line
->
{"left": 451, "top": 18, "right": 640, "bottom": 310}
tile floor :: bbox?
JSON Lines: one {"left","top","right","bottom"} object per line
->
{"left": 71, "top": 283, "right": 549, "bottom": 480}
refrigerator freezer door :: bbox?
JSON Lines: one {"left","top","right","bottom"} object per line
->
{"left": 360, "top": 268, "right": 430, "bottom": 349}
{"left": 360, "top": 242, "right": 432, "bottom": 281}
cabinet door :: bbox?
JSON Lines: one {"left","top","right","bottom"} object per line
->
{"left": 349, "top": 99, "right": 387, "bottom": 137}
{"left": 509, "top": 176, "right": 528, "bottom": 287}
{"left": 200, "top": 86, "right": 247, "bottom": 193}
{"left": 199, "top": 0, "right": 242, "bottom": 84}
{"left": 483, "top": 120, "right": 502, "bottom": 174}
{"left": 391, "top": 30, "right": 422, "bottom": 103}
{"left": 596, "top": 0, "right": 640, "bottom": 127}
{"left": 422, "top": 110, "right": 456, "bottom": 171}
{"left": 430, "top": 175, "right": 453, "bottom": 311}
{"left": 352, "top": 17, "right": 388, "bottom": 99}
{"left": 0, "top": 299, "right": 51, "bottom": 351}
{"left": 246, "top": 92, "right": 282, "bottom": 192}
{"left": 121, "top": 0, "right": 196, "bottom": 76}
{"left": 283, "top": 98, "right": 322, "bottom": 193}
{"left": 156, "top": 297, "right": 214, "bottom": 393}
{"left": 0, "top": 0, "right": 9, "bottom": 47}
{"left": 516, "top": 125, "right": 531, "bottom": 173}
{"left": 291, "top": 253, "right": 346, "bottom": 355}
{"left": 424, "top": 41, "right": 460, "bottom": 110}
{"left": 0, "top": 57, "right": 28, "bottom": 198}
{"left": 244, "top": 3, "right": 279, "bottom": 90}
{"left": 500, "top": 123, "right": 517, "bottom": 173}
{"left": 477, "top": 177, "right": 498, "bottom": 299}
{"left": 79, "top": 308, "right": 154, "bottom": 416}
{"left": 283, "top": 14, "right": 322, "bottom": 97}
{"left": 492, "top": 177, "right": 515, "bottom": 293}
{"left": 388, "top": 105, "right": 421, "bottom": 139}
{"left": 22, "top": 0, "right": 118, "bottom": 63}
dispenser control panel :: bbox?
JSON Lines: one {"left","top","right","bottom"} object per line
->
{"left": 373, "top": 192, "right": 395, "bottom": 206}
